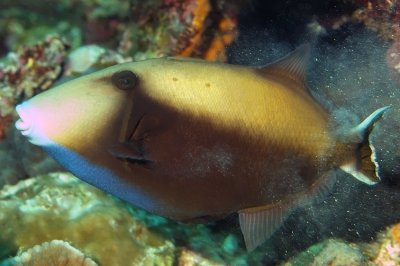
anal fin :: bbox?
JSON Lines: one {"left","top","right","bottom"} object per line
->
{"left": 239, "top": 171, "right": 337, "bottom": 251}
{"left": 238, "top": 202, "right": 292, "bottom": 251}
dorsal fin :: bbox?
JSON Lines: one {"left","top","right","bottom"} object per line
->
{"left": 166, "top": 56, "right": 208, "bottom": 63}
{"left": 255, "top": 44, "right": 311, "bottom": 95}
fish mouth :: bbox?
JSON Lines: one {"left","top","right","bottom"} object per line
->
{"left": 15, "top": 102, "right": 53, "bottom": 147}
{"left": 15, "top": 104, "right": 33, "bottom": 136}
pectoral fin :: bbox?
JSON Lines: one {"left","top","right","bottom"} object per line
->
{"left": 108, "top": 142, "right": 152, "bottom": 164}
{"left": 111, "top": 113, "right": 166, "bottom": 165}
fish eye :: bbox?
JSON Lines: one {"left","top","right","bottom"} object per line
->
{"left": 111, "top": 70, "right": 138, "bottom": 90}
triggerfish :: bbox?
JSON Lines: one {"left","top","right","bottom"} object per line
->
{"left": 15, "top": 45, "right": 389, "bottom": 251}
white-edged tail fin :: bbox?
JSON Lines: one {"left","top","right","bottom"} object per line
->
{"left": 340, "top": 106, "right": 391, "bottom": 185}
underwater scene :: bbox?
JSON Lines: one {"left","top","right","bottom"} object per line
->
{"left": 0, "top": 0, "right": 399, "bottom": 265}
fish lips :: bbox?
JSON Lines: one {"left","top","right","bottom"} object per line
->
{"left": 15, "top": 102, "right": 52, "bottom": 146}
{"left": 15, "top": 104, "right": 33, "bottom": 135}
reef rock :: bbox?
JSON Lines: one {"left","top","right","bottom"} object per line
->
{"left": 1, "top": 240, "right": 98, "bottom": 266}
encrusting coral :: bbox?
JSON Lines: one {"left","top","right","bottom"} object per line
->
{"left": 2, "top": 240, "right": 97, "bottom": 266}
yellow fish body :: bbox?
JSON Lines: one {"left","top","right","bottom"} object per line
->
{"left": 15, "top": 45, "right": 389, "bottom": 250}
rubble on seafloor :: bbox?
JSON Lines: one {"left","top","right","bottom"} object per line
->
{"left": 0, "top": 172, "right": 264, "bottom": 266}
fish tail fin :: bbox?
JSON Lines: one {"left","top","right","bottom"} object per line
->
{"left": 340, "top": 106, "right": 391, "bottom": 185}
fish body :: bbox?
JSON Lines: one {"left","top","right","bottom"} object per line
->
{"left": 15, "top": 46, "right": 389, "bottom": 250}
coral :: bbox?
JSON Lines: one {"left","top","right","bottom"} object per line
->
{"left": 0, "top": 5, "right": 81, "bottom": 56}
{"left": 385, "top": 24, "right": 400, "bottom": 82}
{"left": 281, "top": 239, "right": 367, "bottom": 266}
{"left": 117, "top": 0, "right": 240, "bottom": 60}
{"left": 373, "top": 224, "right": 400, "bottom": 266}
{"left": 66, "top": 45, "right": 131, "bottom": 74}
{"left": 177, "top": 249, "right": 222, "bottom": 266}
{"left": 0, "top": 172, "right": 175, "bottom": 266}
{"left": 2, "top": 240, "right": 97, "bottom": 266}
{"left": 352, "top": 0, "right": 397, "bottom": 40}
{"left": 171, "top": 0, "right": 212, "bottom": 57}
{"left": 0, "top": 36, "right": 69, "bottom": 117}
{"left": 203, "top": 17, "right": 238, "bottom": 61}
{"left": 351, "top": 1, "right": 400, "bottom": 81}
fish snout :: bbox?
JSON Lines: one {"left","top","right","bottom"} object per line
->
{"left": 15, "top": 102, "right": 52, "bottom": 146}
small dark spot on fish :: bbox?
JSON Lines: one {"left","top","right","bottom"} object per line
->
{"left": 205, "top": 83, "right": 211, "bottom": 88}
{"left": 173, "top": 77, "right": 178, "bottom": 81}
